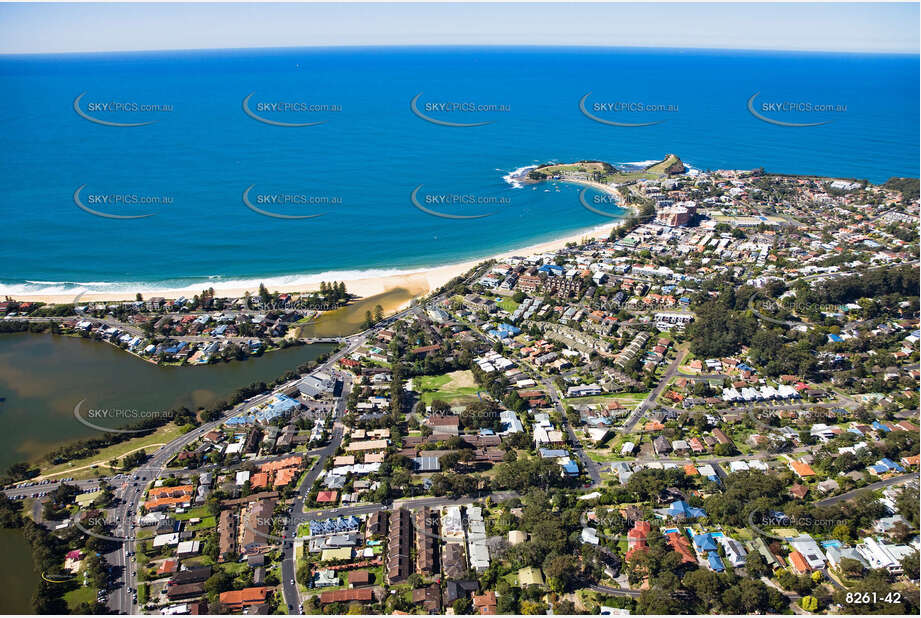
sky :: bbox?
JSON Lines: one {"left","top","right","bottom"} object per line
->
{"left": 0, "top": 2, "right": 918, "bottom": 55}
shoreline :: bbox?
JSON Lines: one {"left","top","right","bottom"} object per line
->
{"left": 8, "top": 181, "right": 629, "bottom": 307}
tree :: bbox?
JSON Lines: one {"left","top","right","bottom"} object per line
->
{"left": 683, "top": 568, "right": 722, "bottom": 608}
{"left": 452, "top": 598, "right": 472, "bottom": 614}
{"left": 204, "top": 571, "right": 233, "bottom": 597}
{"left": 800, "top": 595, "right": 819, "bottom": 612}
{"left": 831, "top": 523, "right": 852, "bottom": 543}
{"left": 543, "top": 554, "right": 576, "bottom": 593}
{"left": 745, "top": 550, "right": 769, "bottom": 578}
{"left": 900, "top": 551, "right": 919, "bottom": 580}
{"left": 838, "top": 557, "right": 864, "bottom": 579}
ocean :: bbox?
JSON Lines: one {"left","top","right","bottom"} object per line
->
{"left": 0, "top": 46, "right": 917, "bottom": 296}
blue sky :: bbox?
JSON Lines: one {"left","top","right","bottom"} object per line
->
{"left": 0, "top": 2, "right": 917, "bottom": 55}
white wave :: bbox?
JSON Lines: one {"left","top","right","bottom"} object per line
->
{"left": 2, "top": 266, "right": 439, "bottom": 298}
{"left": 502, "top": 165, "right": 538, "bottom": 189}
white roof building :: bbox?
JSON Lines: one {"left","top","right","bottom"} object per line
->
{"left": 856, "top": 537, "right": 913, "bottom": 574}
{"left": 790, "top": 535, "right": 826, "bottom": 570}
{"left": 153, "top": 533, "right": 180, "bottom": 547}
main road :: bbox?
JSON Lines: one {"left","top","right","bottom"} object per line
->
{"left": 99, "top": 322, "right": 375, "bottom": 614}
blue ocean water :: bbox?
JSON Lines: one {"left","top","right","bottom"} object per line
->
{"left": 0, "top": 46, "right": 917, "bottom": 295}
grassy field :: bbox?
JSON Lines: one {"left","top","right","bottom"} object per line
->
{"left": 645, "top": 154, "right": 682, "bottom": 174}
{"left": 497, "top": 298, "right": 519, "bottom": 313}
{"left": 417, "top": 370, "right": 480, "bottom": 405}
{"left": 174, "top": 506, "right": 211, "bottom": 521}
{"left": 36, "top": 423, "right": 188, "bottom": 480}
{"left": 535, "top": 162, "right": 611, "bottom": 175}
{"left": 189, "top": 515, "right": 217, "bottom": 531}
{"left": 585, "top": 449, "right": 630, "bottom": 463}
{"left": 63, "top": 584, "right": 98, "bottom": 611}
{"left": 607, "top": 171, "right": 660, "bottom": 183}
{"left": 562, "top": 392, "right": 648, "bottom": 407}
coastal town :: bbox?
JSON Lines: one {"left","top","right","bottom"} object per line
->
{"left": 1, "top": 161, "right": 919, "bottom": 616}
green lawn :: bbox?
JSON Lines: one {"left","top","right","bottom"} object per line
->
{"left": 497, "top": 299, "right": 520, "bottom": 313}
{"left": 36, "top": 423, "right": 188, "bottom": 479}
{"left": 562, "top": 392, "right": 648, "bottom": 406}
{"left": 585, "top": 449, "right": 631, "bottom": 464}
{"left": 174, "top": 506, "right": 211, "bottom": 521}
{"left": 645, "top": 154, "right": 682, "bottom": 174}
{"left": 189, "top": 516, "right": 217, "bottom": 531}
{"left": 63, "top": 584, "right": 98, "bottom": 611}
{"left": 417, "top": 371, "right": 480, "bottom": 405}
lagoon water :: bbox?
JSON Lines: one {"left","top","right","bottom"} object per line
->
{"left": 0, "top": 333, "right": 334, "bottom": 470}
{"left": 0, "top": 46, "right": 917, "bottom": 295}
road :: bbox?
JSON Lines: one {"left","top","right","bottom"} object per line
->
{"left": 99, "top": 330, "right": 369, "bottom": 614}
{"left": 541, "top": 377, "right": 602, "bottom": 487}
{"left": 621, "top": 348, "right": 689, "bottom": 433}
{"left": 815, "top": 473, "right": 917, "bottom": 506}
{"left": 590, "top": 584, "right": 642, "bottom": 598}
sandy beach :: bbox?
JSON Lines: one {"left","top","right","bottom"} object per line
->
{"left": 11, "top": 181, "right": 627, "bottom": 307}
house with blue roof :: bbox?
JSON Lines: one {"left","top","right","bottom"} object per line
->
{"left": 871, "top": 421, "right": 890, "bottom": 433}
{"left": 225, "top": 414, "right": 256, "bottom": 426}
{"left": 560, "top": 459, "right": 580, "bottom": 478}
{"left": 707, "top": 552, "right": 725, "bottom": 572}
{"left": 538, "top": 264, "right": 564, "bottom": 276}
{"left": 693, "top": 533, "right": 718, "bottom": 553}
{"left": 662, "top": 500, "right": 707, "bottom": 520}
{"left": 488, "top": 322, "right": 522, "bottom": 339}
{"left": 827, "top": 333, "right": 843, "bottom": 343}
{"left": 539, "top": 448, "right": 568, "bottom": 459}
{"left": 878, "top": 458, "right": 904, "bottom": 472}
{"left": 253, "top": 394, "right": 301, "bottom": 424}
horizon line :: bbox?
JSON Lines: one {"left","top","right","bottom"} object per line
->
{"left": 1, "top": 42, "right": 917, "bottom": 58}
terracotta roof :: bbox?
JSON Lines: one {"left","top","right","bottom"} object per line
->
{"left": 789, "top": 550, "right": 810, "bottom": 573}
{"left": 666, "top": 531, "right": 696, "bottom": 564}
{"left": 790, "top": 462, "right": 816, "bottom": 477}
{"left": 260, "top": 456, "right": 302, "bottom": 473}
{"left": 347, "top": 570, "right": 371, "bottom": 585}
{"left": 219, "top": 586, "right": 273, "bottom": 607}
{"left": 148, "top": 485, "right": 194, "bottom": 499}
{"left": 250, "top": 473, "right": 270, "bottom": 489}
{"left": 316, "top": 490, "right": 338, "bottom": 503}
{"left": 319, "top": 588, "right": 372, "bottom": 604}
{"left": 144, "top": 496, "right": 191, "bottom": 510}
